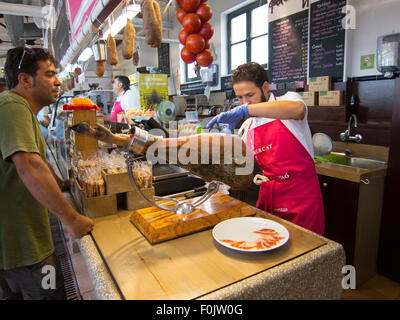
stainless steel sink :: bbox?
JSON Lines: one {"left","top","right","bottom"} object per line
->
{"left": 346, "top": 157, "right": 387, "bottom": 170}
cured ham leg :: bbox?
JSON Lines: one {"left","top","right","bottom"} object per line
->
{"left": 70, "top": 122, "right": 254, "bottom": 190}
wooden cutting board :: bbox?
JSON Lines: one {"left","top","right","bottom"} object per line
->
{"left": 130, "top": 192, "right": 255, "bottom": 244}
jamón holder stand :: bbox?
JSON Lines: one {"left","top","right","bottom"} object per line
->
{"left": 124, "top": 127, "right": 220, "bottom": 215}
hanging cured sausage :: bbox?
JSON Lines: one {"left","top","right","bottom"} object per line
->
{"left": 122, "top": 20, "right": 135, "bottom": 59}
{"left": 142, "top": 0, "right": 163, "bottom": 48}
{"left": 107, "top": 33, "right": 118, "bottom": 66}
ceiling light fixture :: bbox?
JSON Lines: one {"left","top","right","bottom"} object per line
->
{"left": 77, "top": 47, "right": 94, "bottom": 61}
{"left": 102, "top": 4, "right": 141, "bottom": 39}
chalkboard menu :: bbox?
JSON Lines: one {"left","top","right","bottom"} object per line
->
{"left": 158, "top": 43, "right": 170, "bottom": 76}
{"left": 309, "top": 0, "right": 346, "bottom": 79}
{"left": 269, "top": 9, "right": 309, "bottom": 83}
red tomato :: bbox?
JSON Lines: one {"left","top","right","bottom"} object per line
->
{"left": 176, "top": 8, "right": 186, "bottom": 24}
{"left": 199, "top": 22, "right": 214, "bottom": 40}
{"left": 204, "top": 40, "right": 210, "bottom": 49}
{"left": 181, "top": 47, "right": 197, "bottom": 64}
{"left": 196, "top": 49, "right": 213, "bottom": 67}
{"left": 200, "top": 0, "right": 208, "bottom": 3}
{"left": 182, "top": 13, "right": 202, "bottom": 34}
{"left": 178, "top": 29, "right": 189, "bottom": 45}
{"left": 176, "top": 0, "right": 183, "bottom": 8}
{"left": 196, "top": 4, "right": 212, "bottom": 22}
{"left": 181, "top": 0, "right": 200, "bottom": 12}
{"left": 186, "top": 33, "right": 205, "bottom": 54}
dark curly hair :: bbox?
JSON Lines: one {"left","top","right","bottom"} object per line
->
{"left": 231, "top": 62, "right": 269, "bottom": 88}
{"left": 4, "top": 47, "right": 59, "bottom": 89}
{"left": 114, "top": 75, "right": 130, "bottom": 91}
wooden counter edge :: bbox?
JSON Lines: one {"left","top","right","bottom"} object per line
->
{"left": 315, "top": 163, "right": 363, "bottom": 183}
{"left": 360, "top": 166, "right": 388, "bottom": 181}
{"left": 315, "top": 163, "right": 387, "bottom": 183}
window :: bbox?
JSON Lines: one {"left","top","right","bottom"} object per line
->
{"left": 185, "top": 59, "right": 212, "bottom": 83}
{"left": 185, "top": 61, "right": 203, "bottom": 82}
{"left": 227, "top": 1, "right": 268, "bottom": 74}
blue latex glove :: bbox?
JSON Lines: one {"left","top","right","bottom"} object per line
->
{"left": 206, "top": 103, "right": 249, "bottom": 132}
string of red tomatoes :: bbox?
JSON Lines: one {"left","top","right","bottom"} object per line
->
{"left": 176, "top": 0, "right": 214, "bottom": 67}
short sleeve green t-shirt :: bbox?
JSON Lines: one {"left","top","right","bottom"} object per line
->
{"left": 0, "top": 91, "right": 54, "bottom": 270}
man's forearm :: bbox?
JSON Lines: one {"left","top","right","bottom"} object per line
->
{"left": 248, "top": 100, "right": 306, "bottom": 120}
{"left": 14, "top": 153, "right": 78, "bottom": 224}
{"left": 46, "top": 161, "right": 63, "bottom": 188}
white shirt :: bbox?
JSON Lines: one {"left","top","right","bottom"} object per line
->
{"left": 117, "top": 86, "right": 140, "bottom": 111}
{"left": 238, "top": 91, "right": 314, "bottom": 158}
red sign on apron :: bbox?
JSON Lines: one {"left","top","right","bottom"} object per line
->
{"left": 246, "top": 119, "right": 325, "bottom": 235}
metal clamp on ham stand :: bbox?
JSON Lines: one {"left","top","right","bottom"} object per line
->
{"left": 124, "top": 126, "right": 220, "bottom": 215}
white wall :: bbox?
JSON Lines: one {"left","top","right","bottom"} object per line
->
{"left": 349, "top": 0, "right": 400, "bottom": 77}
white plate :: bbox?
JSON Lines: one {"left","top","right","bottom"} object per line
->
{"left": 212, "top": 217, "right": 289, "bottom": 252}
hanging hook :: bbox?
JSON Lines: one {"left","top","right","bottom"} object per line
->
{"left": 163, "top": 0, "right": 174, "bottom": 16}
{"left": 360, "top": 178, "right": 370, "bottom": 185}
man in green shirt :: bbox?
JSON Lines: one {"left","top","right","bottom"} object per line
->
{"left": 0, "top": 47, "right": 94, "bottom": 300}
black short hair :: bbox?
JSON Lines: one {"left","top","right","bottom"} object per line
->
{"left": 231, "top": 62, "right": 269, "bottom": 88}
{"left": 115, "top": 75, "right": 130, "bottom": 91}
{"left": 4, "top": 47, "right": 59, "bottom": 89}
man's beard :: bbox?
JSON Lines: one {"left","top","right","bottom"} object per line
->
{"left": 260, "top": 88, "right": 267, "bottom": 102}
{"left": 33, "top": 87, "right": 57, "bottom": 106}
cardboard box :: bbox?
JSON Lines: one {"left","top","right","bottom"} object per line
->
{"left": 318, "top": 90, "right": 344, "bottom": 106}
{"left": 102, "top": 170, "right": 135, "bottom": 194}
{"left": 308, "top": 76, "right": 332, "bottom": 92}
{"left": 299, "top": 91, "right": 318, "bottom": 106}
{"left": 71, "top": 178, "right": 117, "bottom": 218}
{"left": 125, "top": 187, "right": 155, "bottom": 210}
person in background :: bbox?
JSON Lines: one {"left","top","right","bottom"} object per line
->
{"left": 108, "top": 75, "right": 140, "bottom": 123}
{"left": 55, "top": 111, "right": 67, "bottom": 159}
{"left": 95, "top": 94, "right": 105, "bottom": 112}
{"left": 0, "top": 47, "right": 94, "bottom": 300}
{"left": 37, "top": 105, "right": 50, "bottom": 141}
{"left": 206, "top": 62, "right": 324, "bottom": 235}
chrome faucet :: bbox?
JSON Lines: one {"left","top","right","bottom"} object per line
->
{"left": 340, "top": 114, "right": 362, "bottom": 142}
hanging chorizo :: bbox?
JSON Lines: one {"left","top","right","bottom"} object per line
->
{"left": 107, "top": 33, "right": 118, "bottom": 65}
{"left": 142, "top": 0, "right": 162, "bottom": 48}
{"left": 122, "top": 20, "right": 135, "bottom": 59}
{"left": 95, "top": 60, "right": 106, "bottom": 77}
